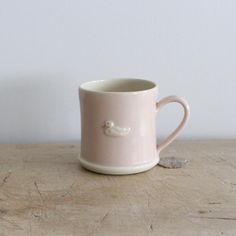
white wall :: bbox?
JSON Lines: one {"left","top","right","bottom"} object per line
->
{"left": 0, "top": 0, "right": 236, "bottom": 143}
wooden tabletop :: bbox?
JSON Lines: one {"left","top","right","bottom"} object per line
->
{"left": 0, "top": 140, "right": 236, "bottom": 236}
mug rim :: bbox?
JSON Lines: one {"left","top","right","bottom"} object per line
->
{"left": 79, "top": 78, "right": 157, "bottom": 94}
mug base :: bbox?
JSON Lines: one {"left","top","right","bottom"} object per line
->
{"left": 78, "top": 156, "right": 160, "bottom": 175}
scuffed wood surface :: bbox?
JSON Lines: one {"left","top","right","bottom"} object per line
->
{"left": 0, "top": 140, "right": 236, "bottom": 235}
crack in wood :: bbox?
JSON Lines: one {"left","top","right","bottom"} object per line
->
{"left": 191, "top": 216, "right": 236, "bottom": 221}
{"left": 33, "top": 181, "right": 44, "bottom": 203}
{"left": 86, "top": 211, "right": 110, "bottom": 236}
{"left": 100, "top": 211, "right": 109, "bottom": 224}
{"left": 149, "top": 224, "right": 153, "bottom": 231}
{"left": 0, "top": 172, "right": 11, "bottom": 189}
{"left": 208, "top": 202, "right": 222, "bottom": 205}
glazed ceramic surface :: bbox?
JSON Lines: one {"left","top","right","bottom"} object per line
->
{"left": 79, "top": 79, "right": 190, "bottom": 175}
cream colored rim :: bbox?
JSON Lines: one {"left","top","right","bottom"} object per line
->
{"left": 79, "top": 78, "right": 157, "bottom": 94}
{"left": 78, "top": 156, "right": 160, "bottom": 175}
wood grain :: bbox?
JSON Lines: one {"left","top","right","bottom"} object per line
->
{"left": 0, "top": 140, "right": 236, "bottom": 235}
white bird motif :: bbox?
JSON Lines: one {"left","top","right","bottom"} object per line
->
{"left": 103, "top": 120, "right": 131, "bottom": 137}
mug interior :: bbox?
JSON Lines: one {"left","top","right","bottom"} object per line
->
{"left": 80, "top": 79, "right": 156, "bottom": 93}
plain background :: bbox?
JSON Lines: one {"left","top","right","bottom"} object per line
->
{"left": 0, "top": 0, "right": 236, "bottom": 143}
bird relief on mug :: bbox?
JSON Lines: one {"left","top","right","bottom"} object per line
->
{"left": 103, "top": 120, "right": 131, "bottom": 137}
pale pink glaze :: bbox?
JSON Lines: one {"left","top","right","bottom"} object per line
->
{"left": 79, "top": 79, "right": 190, "bottom": 173}
{"left": 80, "top": 85, "right": 157, "bottom": 166}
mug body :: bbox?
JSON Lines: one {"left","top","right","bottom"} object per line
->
{"left": 79, "top": 79, "right": 159, "bottom": 175}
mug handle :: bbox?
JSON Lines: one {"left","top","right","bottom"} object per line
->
{"left": 156, "top": 96, "right": 190, "bottom": 153}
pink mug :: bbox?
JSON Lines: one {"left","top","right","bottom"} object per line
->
{"left": 79, "top": 78, "right": 190, "bottom": 175}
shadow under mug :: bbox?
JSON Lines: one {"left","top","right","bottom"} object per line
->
{"left": 79, "top": 78, "right": 190, "bottom": 175}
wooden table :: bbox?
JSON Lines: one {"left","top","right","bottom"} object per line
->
{"left": 0, "top": 140, "right": 236, "bottom": 236}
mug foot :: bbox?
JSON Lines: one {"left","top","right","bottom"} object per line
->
{"left": 78, "top": 156, "right": 159, "bottom": 175}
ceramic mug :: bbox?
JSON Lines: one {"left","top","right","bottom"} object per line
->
{"left": 79, "top": 78, "right": 190, "bottom": 175}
